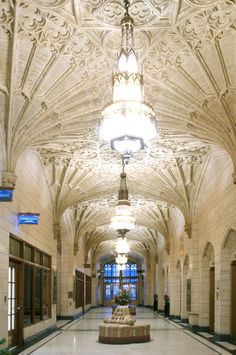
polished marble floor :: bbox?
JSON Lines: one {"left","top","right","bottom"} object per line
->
{"left": 18, "top": 307, "right": 232, "bottom": 355}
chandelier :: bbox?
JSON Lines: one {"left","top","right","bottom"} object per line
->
{"left": 100, "top": 0, "right": 156, "bottom": 163}
{"left": 115, "top": 236, "right": 130, "bottom": 254}
{"left": 115, "top": 237, "right": 129, "bottom": 271}
{"left": 115, "top": 254, "right": 128, "bottom": 265}
{"left": 110, "top": 158, "right": 135, "bottom": 236}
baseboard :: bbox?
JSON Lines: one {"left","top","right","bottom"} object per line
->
{"left": 190, "top": 327, "right": 231, "bottom": 341}
{"left": 24, "top": 325, "right": 57, "bottom": 345}
{"left": 10, "top": 325, "right": 57, "bottom": 355}
{"left": 180, "top": 318, "right": 188, "bottom": 323}
{"left": 169, "top": 314, "right": 180, "bottom": 320}
{"left": 190, "top": 325, "right": 209, "bottom": 332}
{"left": 57, "top": 315, "right": 74, "bottom": 320}
{"left": 212, "top": 333, "right": 231, "bottom": 341}
{"left": 57, "top": 305, "right": 92, "bottom": 321}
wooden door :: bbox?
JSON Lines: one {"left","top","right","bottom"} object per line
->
{"left": 209, "top": 267, "right": 215, "bottom": 332}
{"left": 8, "top": 261, "right": 23, "bottom": 346}
{"left": 76, "top": 278, "right": 84, "bottom": 312}
{"left": 231, "top": 261, "right": 236, "bottom": 339}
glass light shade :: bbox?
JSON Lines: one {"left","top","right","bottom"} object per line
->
{"left": 118, "top": 52, "right": 138, "bottom": 73}
{"left": 113, "top": 80, "right": 142, "bottom": 101}
{"left": 115, "top": 237, "right": 130, "bottom": 254}
{"left": 116, "top": 254, "right": 128, "bottom": 264}
{"left": 111, "top": 205, "right": 135, "bottom": 231}
{"left": 112, "top": 137, "right": 141, "bottom": 155}
{"left": 100, "top": 101, "right": 156, "bottom": 154}
{"left": 99, "top": 2, "right": 156, "bottom": 156}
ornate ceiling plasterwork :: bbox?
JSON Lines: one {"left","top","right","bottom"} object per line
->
{"left": 0, "top": 0, "right": 236, "bottom": 260}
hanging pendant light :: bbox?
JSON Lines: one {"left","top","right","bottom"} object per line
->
{"left": 115, "top": 240, "right": 129, "bottom": 271}
{"left": 115, "top": 236, "right": 130, "bottom": 254}
{"left": 100, "top": 0, "right": 156, "bottom": 163}
{"left": 110, "top": 158, "right": 135, "bottom": 235}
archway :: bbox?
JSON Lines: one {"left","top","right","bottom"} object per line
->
{"left": 182, "top": 255, "right": 190, "bottom": 321}
{"left": 165, "top": 266, "right": 169, "bottom": 296}
{"left": 102, "top": 261, "right": 140, "bottom": 306}
{"left": 200, "top": 242, "right": 215, "bottom": 331}
{"left": 173, "top": 260, "right": 181, "bottom": 318}
{"left": 221, "top": 229, "right": 236, "bottom": 338}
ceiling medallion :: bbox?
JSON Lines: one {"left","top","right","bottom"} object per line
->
{"left": 100, "top": 0, "right": 156, "bottom": 164}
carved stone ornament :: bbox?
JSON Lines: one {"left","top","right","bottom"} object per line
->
{"left": 2, "top": 171, "right": 17, "bottom": 187}
{"left": 1, "top": 0, "right": 236, "bottom": 260}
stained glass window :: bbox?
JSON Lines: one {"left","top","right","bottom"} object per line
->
{"left": 103, "top": 262, "right": 138, "bottom": 301}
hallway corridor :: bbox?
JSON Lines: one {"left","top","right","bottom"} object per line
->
{"left": 17, "top": 308, "right": 232, "bottom": 355}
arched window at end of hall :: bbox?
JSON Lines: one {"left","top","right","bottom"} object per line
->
{"left": 103, "top": 262, "right": 139, "bottom": 304}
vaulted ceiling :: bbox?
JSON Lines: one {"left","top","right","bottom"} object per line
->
{"left": 1, "top": 0, "right": 236, "bottom": 263}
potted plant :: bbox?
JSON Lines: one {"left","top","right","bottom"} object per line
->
{"left": 114, "top": 288, "right": 132, "bottom": 306}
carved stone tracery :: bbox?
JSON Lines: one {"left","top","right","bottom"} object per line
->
{"left": 0, "top": 0, "right": 236, "bottom": 258}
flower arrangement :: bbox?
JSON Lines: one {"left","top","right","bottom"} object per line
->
{"left": 114, "top": 288, "right": 132, "bottom": 305}
{"left": 164, "top": 294, "right": 169, "bottom": 302}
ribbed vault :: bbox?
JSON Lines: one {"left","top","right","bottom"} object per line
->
{"left": 0, "top": 0, "right": 236, "bottom": 260}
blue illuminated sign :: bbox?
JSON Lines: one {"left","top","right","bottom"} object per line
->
{"left": 0, "top": 188, "right": 13, "bottom": 202}
{"left": 18, "top": 213, "right": 40, "bottom": 225}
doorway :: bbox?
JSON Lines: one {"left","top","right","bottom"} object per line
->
{"left": 8, "top": 261, "right": 23, "bottom": 346}
{"left": 231, "top": 261, "right": 236, "bottom": 339}
{"left": 209, "top": 266, "right": 215, "bottom": 332}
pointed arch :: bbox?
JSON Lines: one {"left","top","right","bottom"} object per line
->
{"left": 183, "top": 255, "right": 189, "bottom": 267}
{"left": 222, "top": 227, "right": 236, "bottom": 250}
{"left": 220, "top": 227, "right": 236, "bottom": 335}
{"left": 202, "top": 241, "right": 215, "bottom": 261}
{"left": 176, "top": 259, "right": 181, "bottom": 269}
{"left": 200, "top": 241, "right": 215, "bottom": 329}
{"left": 182, "top": 254, "right": 190, "bottom": 320}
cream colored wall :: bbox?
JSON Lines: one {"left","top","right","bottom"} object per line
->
{"left": 144, "top": 255, "right": 157, "bottom": 306}
{"left": 58, "top": 212, "right": 74, "bottom": 317}
{"left": 0, "top": 149, "right": 56, "bottom": 345}
{"left": 194, "top": 152, "right": 236, "bottom": 334}
{"left": 73, "top": 233, "right": 92, "bottom": 314}
{"left": 58, "top": 213, "right": 92, "bottom": 317}
{"left": 0, "top": 127, "right": 4, "bottom": 179}
{"left": 155, "top": 208, "right": 187, "bottom": 316}
{"left": 1, "top": 147, "right": 235, "bottom": 343}
{"left": 156, "top": 151, "right": 236, "bottom": 335}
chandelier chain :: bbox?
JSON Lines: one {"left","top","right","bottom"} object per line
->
{"left": 124, "top": 0, "right": 130, "bottom": 13}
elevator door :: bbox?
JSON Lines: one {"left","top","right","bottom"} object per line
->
{"left": 209, "top": 267, "right": 215, "bottom": 332}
